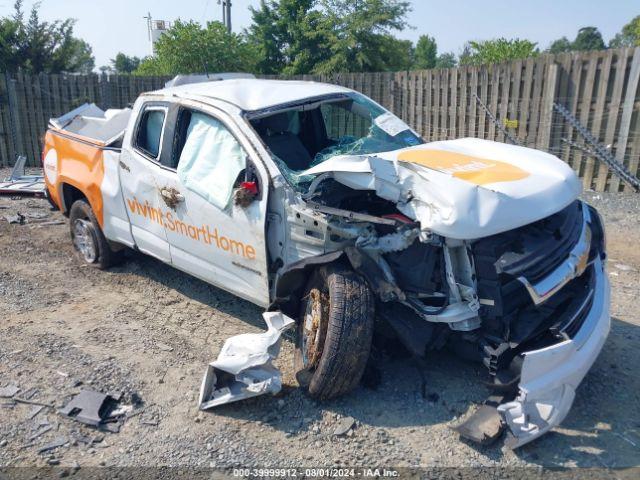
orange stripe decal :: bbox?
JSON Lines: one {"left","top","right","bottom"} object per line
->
{"left": 397, "top": 149, "right": 529, "bottom": 186}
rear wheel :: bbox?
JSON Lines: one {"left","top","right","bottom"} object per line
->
{"left": 69, "top": 199, "right": 124, "bottom": 269}
{"left": 294, "top": 263, "right": 375, "bottom": 400}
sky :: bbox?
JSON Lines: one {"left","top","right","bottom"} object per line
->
{"left": 2, "top": 0, "right": 638, "bottom": 69}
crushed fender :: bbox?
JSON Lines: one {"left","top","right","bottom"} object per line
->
{"left": 199, "top": 311, "right": 295, "bottom": 409}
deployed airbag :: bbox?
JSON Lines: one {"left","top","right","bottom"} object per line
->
{"left": 177, "top": 113, "right": 246, "bottom": 210}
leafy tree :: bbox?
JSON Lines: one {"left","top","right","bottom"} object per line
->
{"left": 111, "top": 53, "right": 141, "bottom": 74}
{"left": 460, "top": 38, "right": 538, "bottom": 66}
{"left": 136, "top": 21, "right": 258, "bottom": 75}
{"left": 435, "top": 52, "right": 457, "bottom": 69}
{"left": 458, "top": 42, "right": 472, "bottom": 66}
{"left": 247, "top": 0, "right": 412, "bottom": 74}
{"left": 247, "top": 0, "right": 330, "bottom": 75}
{"left": 610, "top": 15, "right": 640, "bottom": 47}
{"left": 414, "top": 34, "right": 437, "bottom": 69}
{"left": 572, "top": 26, "right": 605, "bottom": 51}
{"left": 0, "top": 0, "right": 95, "bottom": 73}
{"left": 548, "top": 36, "right": 573, "bottom": 54}
{"left": 312, "top": 0, "right": 412, "bottom": 73}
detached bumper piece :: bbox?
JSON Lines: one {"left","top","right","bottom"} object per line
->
{"left": 199, "top": 312, "right": 295, "bottom": 409}
{"left": 498, "top": 256, "right": 610, "bottom": 448}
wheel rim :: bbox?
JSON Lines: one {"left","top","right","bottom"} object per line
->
{"left": 301, "top": 288, "right": 328, "bottom": 369}
{"left": 73, "top": 218, "right": 97, "bottom": 263}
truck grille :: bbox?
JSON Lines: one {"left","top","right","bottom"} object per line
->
{"left": 471, "top": 201, "right": 594, "bottom": 345}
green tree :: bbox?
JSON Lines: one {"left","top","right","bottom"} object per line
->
{"left": 458, "top": 42, "right": 472, "bottom": 65}
{"left": 136, "top": 21, "right": 258, "bottom": 75}
{"left": 435, "top": 52, "right": 456, "bottom": 69}
{"left": 610, "top": 15, "right": 640, "bottom": 47}
{"left": 572, "top": 26, "right": 605, "bottom": 51}
{"left": 548, "top": 36, "right": 573, "bottom": 54}
{"left": 460, "top": 38, "right": 538, "bottom": 66}
{"left": 111, "top": 53, "right": 141, "bottom": 74}
{"left": 312, "top": 0, "right": 412, "bottom": 73}
{"left": 0, "top": 0, "right": 95, "bottom": 73}
{"left": 247, "top": 0, "right": 330, "bottom": 75}
{"left": 414, "top": 34, "right": 437, "bottom": 69}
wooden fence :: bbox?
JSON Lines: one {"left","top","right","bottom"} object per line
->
{"left": 1, "top": 47, "right": 639, "bottom": 192}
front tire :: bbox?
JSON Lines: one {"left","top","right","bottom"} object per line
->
{"left": 69, "top": 199, "right": 124, "bottom": 269}
{"left": 294, "top": 263, "right": 375, "bottom": 400}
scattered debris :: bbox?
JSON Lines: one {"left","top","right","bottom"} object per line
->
{"left": 26, "top": 405, "right": 45, "bottom": 420}
{"left": 199, "top": 311, "right": 295, "bottom": 409}
{"left": 58, "top": 389, "right": 131, "bottom": 430}
{"left": 29, "top": 425, "right": 53, "bottom": 441}
{"left": 32, "top": 220, "right": 65, "bottom": 227}
{"left": 24, "top": 211, "right": 48, "bottom": 220}
{"left": 0, "top": 156, "right": 46, "bottom": 196}
{"left": 4, "top": 213, "right": 25, "bottom": 224}
{"left": 614, "top": 263, "right": 634, "bottom": 272}
{"left": 451, "top": 403, "right": 505, "bottom": 446}
{"left": 155, "top": 342, "right": 174, "bottom": 352}
{"left": 0, "top": 384, "right": 20, "bottom": 398}
{"left": 38, "top": 436, "right": 68, "bottom": 454}
{"left": 333, "top": 416, "right": 356, "bottom": 436}
{"left": 13, "top": 397, "right": 54, "bottom": 408}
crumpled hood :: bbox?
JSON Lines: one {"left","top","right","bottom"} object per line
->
{"left": 304, "top": 138, "right": 582, "bottom": 240}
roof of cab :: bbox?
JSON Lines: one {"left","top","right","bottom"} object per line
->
{"left": 151, "top": 78, "right": 353, "bottom": 112}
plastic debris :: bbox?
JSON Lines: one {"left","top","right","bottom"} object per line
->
{"left": 199, "top": 311, "right": 295, "bottom": 409}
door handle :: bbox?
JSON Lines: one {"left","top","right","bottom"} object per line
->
{"left": 159, "top": 187, "right": 185, "bottom": 208}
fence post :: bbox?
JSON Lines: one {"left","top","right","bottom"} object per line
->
{"left": 537, "top": 63, "right": 558, "bottom": 151}
{"left": 6, "top": 72, "right": 24, "bottom": 164}
{"left": 615, "top": 47, "right": 640, "bottom": 192}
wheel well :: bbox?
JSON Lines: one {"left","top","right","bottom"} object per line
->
{"left": 61, "top": 183, "right": 87, "bottom": 216}
{"left": 271, "top": 251, "right": 347, "bottom": 317}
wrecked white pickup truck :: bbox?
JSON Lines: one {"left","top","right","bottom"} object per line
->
{"left": 42, "top": 74, "right": 609, "bottom": 448}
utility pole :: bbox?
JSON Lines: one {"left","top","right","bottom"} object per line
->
{"left": 218, "top": 0, "right": 232, "bottom": 33}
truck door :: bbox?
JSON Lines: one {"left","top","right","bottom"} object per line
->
{"left": 118, "top": 102, "right": 172, "bottom": 263}
{"left": 151, "top": 105, "right": 270, "bottom": 307}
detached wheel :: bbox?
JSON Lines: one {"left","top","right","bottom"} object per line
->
{"left": 294, "top": 263, "right": 375, "bottom": 400}
{"left": 69, "top": 199, "right": 124, "bottom": 269}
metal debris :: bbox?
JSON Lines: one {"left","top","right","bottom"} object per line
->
{"left": 26, "top": 405, "right": 45, "bottom": 420}
{"left": 4, "top": 213, "right": 25, "bottom": 225}
{"left": 333, "top": 416, "right": 356, "bottom": 436}
{"left": 199, "top": 311, "right": 295, "bottom": 409}
{"left": 38, "top": 436, "right": 68, "bottom": 454}
{"left": 0, "top": 385, "right": 20, "bottom": 398}
{"left": 452, "top": 403, "right": 505, "bottom": 446}
{"left": 0, "top": 156, "right": 46, "bottom": 196}
{"left": 58, "top": 389, "right": 128, "bottom": 429}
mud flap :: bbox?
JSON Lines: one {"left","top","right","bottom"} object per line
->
{"left": 451, "top": 395, "right": 506, "bottom": 445}
{"left": 199, "top": 311, "right": 295, "bottom": 409}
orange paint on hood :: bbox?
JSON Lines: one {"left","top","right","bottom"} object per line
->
{"left": 397, "top": 149, "right": 529, "bottom": 186}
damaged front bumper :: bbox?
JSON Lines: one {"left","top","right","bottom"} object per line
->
{"left": 497, "top": 256, "right": 610, "bottom": 448}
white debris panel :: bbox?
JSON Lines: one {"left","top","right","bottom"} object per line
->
{"left": 199, "top": 312, "right": 295, "bottom": 409}
{"left": 304, "top": 138, "right": 582, "bottom": 240}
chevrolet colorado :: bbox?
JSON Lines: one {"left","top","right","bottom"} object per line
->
{"left": 43, "top": 75, "right": 609, "bottom": 447}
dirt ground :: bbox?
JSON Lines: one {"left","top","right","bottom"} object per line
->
{"left": 1, "top": 173, "right": 639, "bottom": 472}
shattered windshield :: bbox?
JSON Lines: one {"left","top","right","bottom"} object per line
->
{"left": 250, "top": 93, "right": 423, "bottom": 191}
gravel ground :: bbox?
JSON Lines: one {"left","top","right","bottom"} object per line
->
{"left": 0, "top": 170, "right": 639, "bottom": 472}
